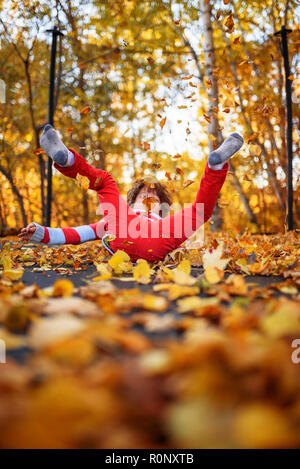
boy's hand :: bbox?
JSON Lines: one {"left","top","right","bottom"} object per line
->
{"left": 17, "top": 223, "right": 36, "bottom": 242}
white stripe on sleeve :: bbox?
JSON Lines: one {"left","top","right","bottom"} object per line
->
{"left": 75, "top": 225, "right": 96, "bottom": 243}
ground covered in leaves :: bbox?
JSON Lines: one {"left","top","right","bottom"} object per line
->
{"left": 0, "top": 231, "right": 299, "bottom": 449}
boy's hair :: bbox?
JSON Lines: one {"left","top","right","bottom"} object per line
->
{"left": 127, "top": 179, "right": 173, "bottom": 218}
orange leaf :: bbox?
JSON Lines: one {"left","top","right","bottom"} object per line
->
{"left": 160, "top": 117, "right": 167, "bottom": 129}
{"left": 224, "top": 14, "right": 234, "bottom": 33}
{"left": 143, "top": 197, "right": 158, "bottom": 211}
{"left": 34, "top": 147, "right": 45, "bottom": 155}
{"left": 182, "top": 180, "right": 194, "bottom": 189}
{"left": 182, "top": 74, "right": 193, "bottom": 80}
{"left": 80, "top": 106, "right": 91, "bottom": 114}
{"left": 247, "top": 133, "right": 259, "bottom": 143}
{"left": 142, "top": 142, "right": 150, "bottom": 151}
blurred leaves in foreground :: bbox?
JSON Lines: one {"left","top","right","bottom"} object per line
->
{"left": 0, "top": 231, "right": 299, "bottom": 448}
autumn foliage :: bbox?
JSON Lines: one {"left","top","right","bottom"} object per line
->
{"left": 0, "top": 0, "right": 299, "bottom": 235}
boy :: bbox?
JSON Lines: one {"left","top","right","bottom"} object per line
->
{"left": 18, "top": 125, "right": 243, "bottom": 262}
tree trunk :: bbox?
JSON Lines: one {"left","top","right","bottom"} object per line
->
{"left": 200, "top": 0, "right": 223, "bottom": 231}
{"left": 0, "top": 164, "right": 27, "bottom": 226}
{"left": 229, "top": 161, "right": 258, "bottom": 225}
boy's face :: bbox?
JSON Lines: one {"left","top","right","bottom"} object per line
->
{"left": 132, "top": 186, "right": 161, "bottom": 216}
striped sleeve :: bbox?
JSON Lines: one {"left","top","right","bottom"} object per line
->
{"left": 30, "top": 221, "right": 106, "bottom": 245}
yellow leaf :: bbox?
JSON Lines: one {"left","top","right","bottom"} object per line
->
{"left": 75, "top": 173, "right": 90, "bottom": 191}
{"left": 249, "top": 144, "right": 262, "bottom": 156}
{"left": 177, "top": 259, "right": 191, "bottom": 275}
{"left": 173, "top": 270, "right": 196, "bottom": 286}
{"left": 53, "top": 279, "right": 74, "bottom": 297}
{"left": 168, "top": 284, "right": 200, "bottom": 301}
{"left": 2, "top": 268, "right": 24, "bottom": 281}
{"left": 94, "top": 263, "right": 112, "bottom": 280}
{"left": 1, "top": 253, "right": 13, "bottom": 270}
{"left": 204, "top": 265, "right": 224, "bottom": 284}
{"left": 177, "top": 296, "right": 219, "bottom": 313}
{"left": 108, "top": 250, "right": 131, "bottom": 274}
{"left": 143, "top": 294, "right": 168, "bottom": 311}
{"left": 133, "top": 259, "right": 151, "bottom": 284}
{"left": 236, "top": 258, "right": 250, "bottom": 275}
{"left": 225, "top": 274, "right": 248, "bottom": 295}
{"left": 261, "top": 301, "right": 300, "bottom": 338}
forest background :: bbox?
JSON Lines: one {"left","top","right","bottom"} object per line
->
{"left": 0, "top": 0, "right": 299, "bottom": 237}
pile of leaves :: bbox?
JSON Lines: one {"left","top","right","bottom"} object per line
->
{"left": 0, "top": 230, "right": 299, "bottom": 448}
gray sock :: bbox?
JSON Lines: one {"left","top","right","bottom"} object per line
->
{"left": 208, "top": 133, "right": 244, "bottom": 170}
{"left": 40, "top": 124, "right": 74, "bottom": 167}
